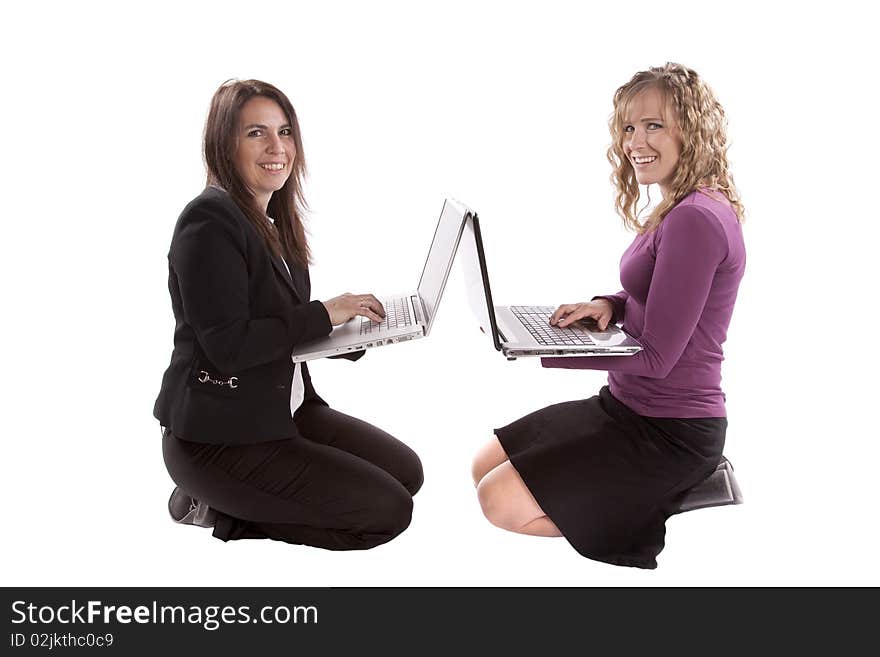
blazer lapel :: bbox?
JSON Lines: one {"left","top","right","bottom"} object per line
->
{"left": 270, "top": 252, "right": 300, "bottom": 300}
{"left": 290, "top": 263, "right": 311, "bottom": 301}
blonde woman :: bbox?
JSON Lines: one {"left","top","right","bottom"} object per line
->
{"left": 472, "top": 63, "right": 746, "bottom": 569}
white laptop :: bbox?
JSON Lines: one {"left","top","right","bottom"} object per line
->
{"left": 291, "top": 199, "right": 468, "bottom": 362}
{"left": 458, "top": 205, "right": 643, "bottom": 360}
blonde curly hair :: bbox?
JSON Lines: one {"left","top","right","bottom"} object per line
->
{"left": 607, "top": 63, "right": 744, "bottom": 233}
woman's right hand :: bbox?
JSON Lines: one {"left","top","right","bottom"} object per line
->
{"left": 549, "top": 298, "right": 613, "bottom": 330}
{"left": 323, "top": 293, "right": 386, "bottom": 326}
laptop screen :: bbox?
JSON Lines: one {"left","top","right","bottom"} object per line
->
{"left": 416, "top": 199, "right": 467, "bottom": 333}
{"left": 459, "top": 213, "right": 503, "bottom": 350}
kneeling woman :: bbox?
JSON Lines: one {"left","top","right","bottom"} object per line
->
{"left": 154, "top": 80, "right": 423, "bottom": 549}
{"left": 472, "top": 63, "right": 746, "bottom": 568}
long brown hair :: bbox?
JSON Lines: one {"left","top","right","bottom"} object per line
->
{"left": 203, "top": 79, "right": 311, "bottom": 266}
{"left": 607, "top": 63, "right": 744, "bottom": 233}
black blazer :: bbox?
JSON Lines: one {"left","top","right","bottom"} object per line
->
{"left": 154, "top": 186, "right": 355, "bottom": 444}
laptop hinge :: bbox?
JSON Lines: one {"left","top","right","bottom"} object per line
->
{"left": 411, "top": 294, "right": 426, "bottom": 326}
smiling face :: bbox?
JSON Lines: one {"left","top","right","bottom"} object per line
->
{"left": 622, "top": 86, "right": 682, "bottom": 195}
{"left": 233, "top": 96, "right": 296, "bottom": 212}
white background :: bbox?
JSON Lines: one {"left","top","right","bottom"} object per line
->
{"left": 2, "top": 0, "right": 877, "bottom": 586}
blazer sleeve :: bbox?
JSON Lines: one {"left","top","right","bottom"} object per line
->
{"left": 170, "top": 201, "right": 332, "bottom": 373}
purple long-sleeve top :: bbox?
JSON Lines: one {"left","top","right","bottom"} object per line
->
{"left": 541, "top": 189, "right": 745, "bottom": 418}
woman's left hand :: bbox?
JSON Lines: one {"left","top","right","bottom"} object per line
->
{"left": 323, "top": 293, "right": 386, "bottom": 326}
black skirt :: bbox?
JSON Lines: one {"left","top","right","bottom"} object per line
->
{"left": 495, "top": 386, "right": 726, "bottom": 569}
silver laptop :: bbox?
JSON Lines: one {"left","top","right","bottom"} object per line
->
{"left": 291, "top": 199, "right": 468, "bottom": 362}
{"left": 458, "top": 206, "right": 642, "bottom": 360}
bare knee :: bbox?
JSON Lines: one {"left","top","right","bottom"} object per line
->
{"left": 471, "top": 454, "right": 489, "bottom": 488}
{"left": 471, "top": 435, "right": 508, "bottom": 487}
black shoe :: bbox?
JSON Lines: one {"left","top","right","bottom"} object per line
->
{"left": 167, "top": 486, "right": 216, "bottom": 528}
{"left": 675, "top": 456, "right": 744, "bottom": 514}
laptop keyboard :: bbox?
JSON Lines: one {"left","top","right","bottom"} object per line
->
{"left": 510, "top": 306, "right": 596, "bottom": 346}
{"left": 360, "top": 297, "right": 414, "bottom": 334}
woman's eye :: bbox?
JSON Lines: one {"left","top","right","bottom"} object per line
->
{"left": 280, "top": 128, "right": 292, "bottom": 136}
{"left": 648, "top": 122, "right": 662, "bottom": 130}
{"left": 248, "top": 130, "right": 262, "bottom": 137}
{"left": 623, "top": 125, "right": 634, "bottom": 133}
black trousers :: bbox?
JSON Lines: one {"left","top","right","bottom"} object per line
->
{"left": 162, "top": 402, "right": 423, "bottom": 550}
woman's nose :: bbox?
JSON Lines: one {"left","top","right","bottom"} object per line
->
{"left": 628, "top": 127, "right": 647, "bottom": 148}
{"left": 267, "top": 133, "right": 284, "bottom": 153}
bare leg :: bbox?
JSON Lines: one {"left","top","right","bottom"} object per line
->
{"left": 476, "top": 460, "right": 562, "bottom": 537}
{"left": 519, "top": 515, "right": 563, "bottom": 536}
